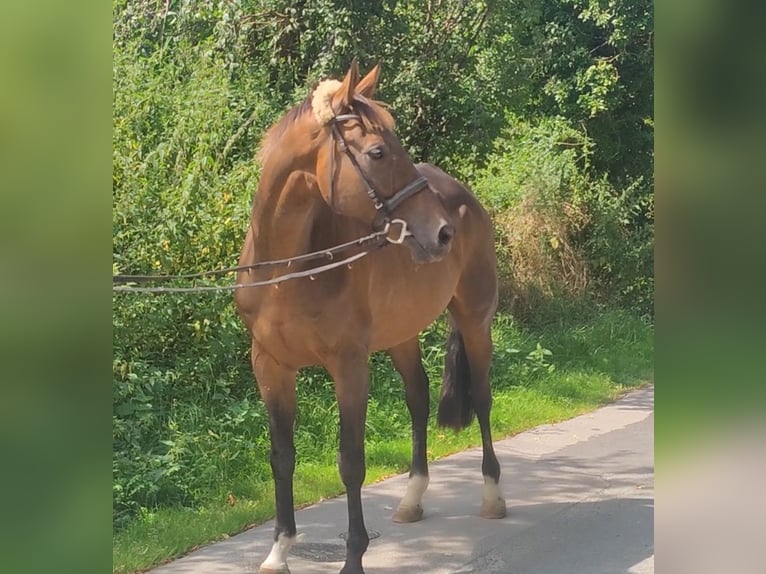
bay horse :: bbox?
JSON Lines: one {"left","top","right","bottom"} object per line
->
{"left": 234, "top": 60, "right": 506, "bottom": 574}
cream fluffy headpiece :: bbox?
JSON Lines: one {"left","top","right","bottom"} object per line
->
{"left": 311, "top": 79, "right": 343, "bottom": 126}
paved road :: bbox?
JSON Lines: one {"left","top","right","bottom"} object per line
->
{"left": 152, "top": 386, "right": 654, "bottom": 574}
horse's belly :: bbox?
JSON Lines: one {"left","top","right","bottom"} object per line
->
{"left": 368, "top": 264, "right": 458, "bottom": 351}
{"left": 238, "top": 248, "right": 463, "bottom": 362}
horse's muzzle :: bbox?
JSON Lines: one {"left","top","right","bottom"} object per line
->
{"left": 406, "top": 223, "right": 454, "bottom": 264}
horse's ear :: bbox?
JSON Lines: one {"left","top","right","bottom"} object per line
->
{"left": 333, "top": 57, "right": 359, "bottom": 111}
{"left": 356, "top": 63, "right": 381, "bottom": 99}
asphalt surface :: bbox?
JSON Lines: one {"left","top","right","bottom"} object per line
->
{"left": 151, "top": 386, "right": 654, "bottom": 574}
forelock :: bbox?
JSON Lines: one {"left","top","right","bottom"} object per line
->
{"left": 311, "top": 79, "right": 342, "bottom": 125}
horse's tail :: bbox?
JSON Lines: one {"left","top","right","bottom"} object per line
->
{"left": 437, "top": 326, "right": 475, "bottom": 431}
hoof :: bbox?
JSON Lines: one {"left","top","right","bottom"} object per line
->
{"left": 480, "top": 496, "right": 507, "bottom": 519}
{"left": 392, "top": 503, "right": 424, "bottom": 523}
{"left": 259, "top": 567, "right": 290, "bottom": 574}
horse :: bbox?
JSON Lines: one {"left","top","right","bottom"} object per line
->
{"left": 234, "top": 59, "right": 506, "bottom": 574}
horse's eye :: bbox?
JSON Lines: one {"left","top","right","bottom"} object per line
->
{"left": 366, "top": 146, "right": 384, "bottom": 160}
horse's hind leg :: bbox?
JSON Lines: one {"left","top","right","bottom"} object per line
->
{"left": 446, "top": 301, "right": 507, "bottom": 519}
{"left": 389, "top": 338, "right": 430, "bottom": 523}
{"left": 252, "top": 347, "right": 299, "bottom": 574}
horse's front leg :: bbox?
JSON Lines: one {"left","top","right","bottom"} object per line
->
{"left": 253, "top": 348, "right": 299, "bottom": 574}
{"left": 327, "top": 351, "right": 370, "bottom": 574}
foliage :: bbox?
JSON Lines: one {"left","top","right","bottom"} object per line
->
{"left": 494, "top": 0, "right": 654, "bottom": 182}
{"left": 113, "top": 27, "right": 271, "bottom": 526}
{"left": 472, "top": 114, "right": 653, "bottom": 318}
{"left": 112, "top": 0, "right": 653, "bottom": 541}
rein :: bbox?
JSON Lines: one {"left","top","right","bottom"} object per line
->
{"left": 113, "top": 250, "right": 371, "bottom": 294}
{"left": 112, "top": 222, "right": 409, "bottom": 294}
{"left": 113, "top": 113, "right": 427, "bottom": 295}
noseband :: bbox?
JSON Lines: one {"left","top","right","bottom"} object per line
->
{"left": 327, "top": 113, "right": 429, "bottom": 239}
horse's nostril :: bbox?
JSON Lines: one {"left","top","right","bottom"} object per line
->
{"left": 438, "top": 224, "right": 455, "bottom": 246}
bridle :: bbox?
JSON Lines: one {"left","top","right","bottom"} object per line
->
{"left": 328, "top": 113, "right": 429, "bottom": 244}
{"left": 112, "top": 112, "right": 433, "bottom": 293}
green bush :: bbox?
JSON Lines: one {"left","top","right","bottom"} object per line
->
{"left": 112, "top": 27, "right": 272, "bottom": 526}
{"left": 472, "top": 115, "right": 653, "bottom": 318}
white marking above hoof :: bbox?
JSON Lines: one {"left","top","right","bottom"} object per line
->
{"left": 481, "top": 476, "right": 507, "bottom": 519}
{"left": 393, "top": 474, "right": 429, "bottom": 523}
{"left": 401, "top": 475, "right": 429, "bottom": 507}
{"left": 259, "top": 533, "right": 300, "bottom": 573}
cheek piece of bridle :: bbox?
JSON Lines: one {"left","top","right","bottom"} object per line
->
{"left": 328, "top": 113, "right": 429, "bottom": 244}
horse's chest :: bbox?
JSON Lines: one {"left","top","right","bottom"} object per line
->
{"left": 246, "top": 277, "right": 367, "bottom": 366}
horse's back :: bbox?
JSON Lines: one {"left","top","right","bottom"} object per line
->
{"left": 416, "top": 162, "right": 498, "bottom": 319}
{"left": 416, "top": 163, "right": 493, "bottom": 229}
{"left": 416, "top": 162, "right": 495, "bottom": 257}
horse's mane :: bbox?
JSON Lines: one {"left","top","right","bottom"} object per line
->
{"left": 258, "top": 79, "right": 395, "bottom": 166}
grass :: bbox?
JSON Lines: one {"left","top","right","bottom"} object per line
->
{"left": 113, "top": 306, "right": 652, "bottom": 574}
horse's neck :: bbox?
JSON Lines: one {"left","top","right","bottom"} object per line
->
{"left": 248, "top": 168, "right": 326, "bottom": 262}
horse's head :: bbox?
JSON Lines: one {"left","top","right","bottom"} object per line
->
{"left": 312, "top": 60, "right": 454, "bottom": 264}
